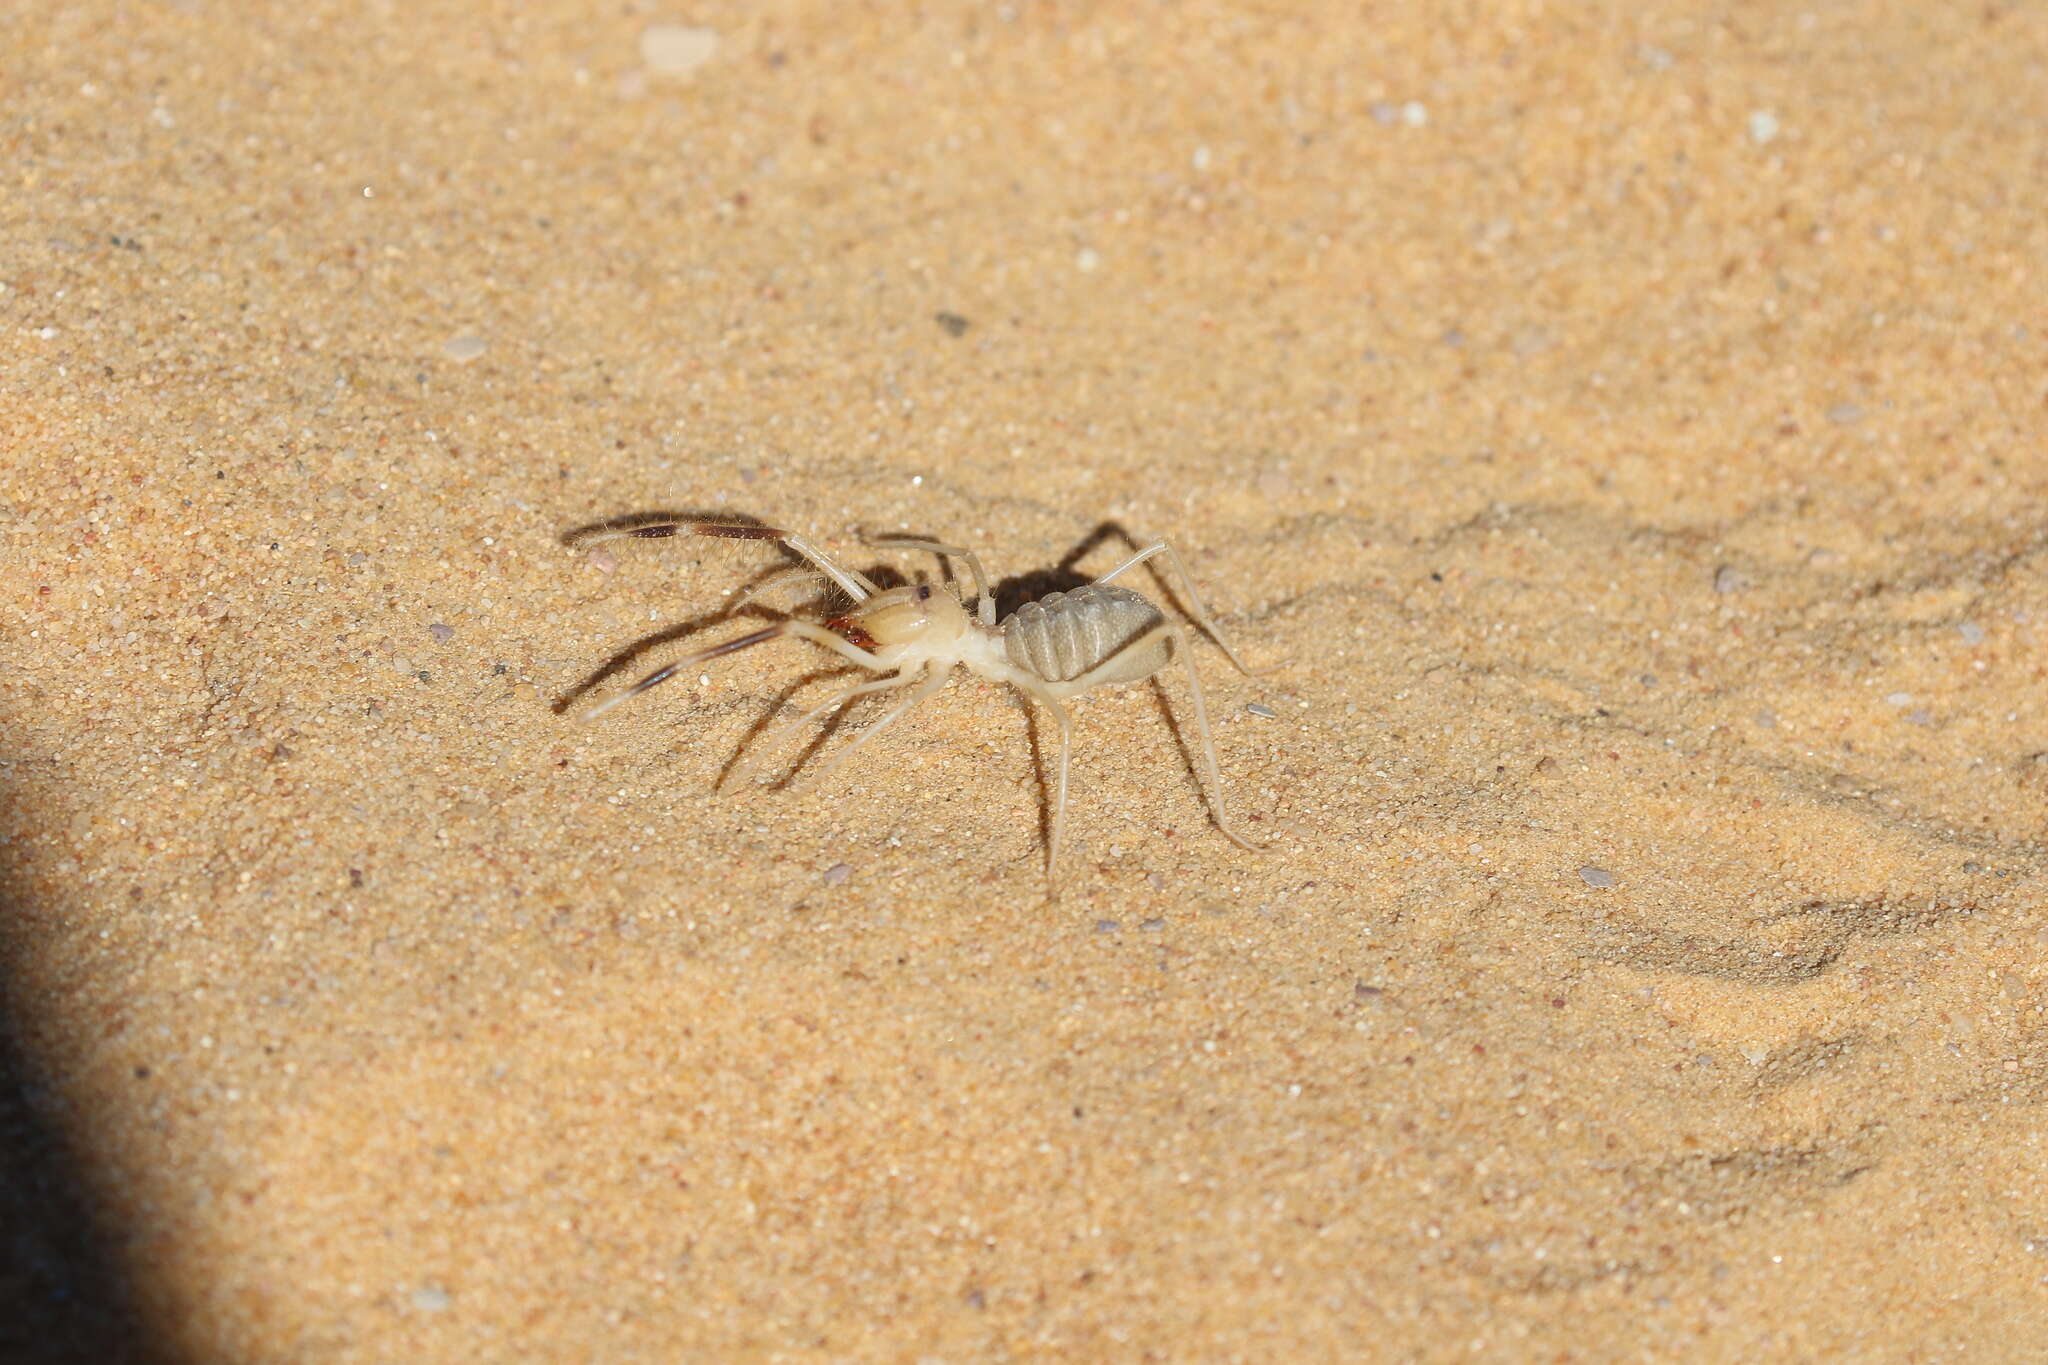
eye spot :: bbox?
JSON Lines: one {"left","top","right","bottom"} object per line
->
{"left": 917, "top": 584, "right": 934, "bottom": 601}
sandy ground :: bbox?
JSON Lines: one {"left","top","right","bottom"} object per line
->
{"left": 4, "top": 1, "right": 2048, "bottom": 1359}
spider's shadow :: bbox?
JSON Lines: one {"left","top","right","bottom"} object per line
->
{"left": 551, "top": 508, "right": 908, "bottom": 715}
{"left": 715, "top": 664, "right": 863, "bottom": 790}
{"left": 1012, "top": 654, "right": 1209, "bottom": 870}
{"left": 560, "top": 514, "right": 1228, "bottom": 849}
{"left": 884, "top": 520, "right": 1171, "bottom": 624}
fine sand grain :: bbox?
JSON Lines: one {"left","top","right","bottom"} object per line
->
{"left": 5, "top": 2, "right": 2047, "bottom": 1360}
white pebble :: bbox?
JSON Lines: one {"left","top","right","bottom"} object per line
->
{"left": 444, "top": 334, "right": 487, "bottom": 363}
{"left": 1578, "top": 865, "right": 1615, "bottom": 889}
{"left": 640, "top": 24, "right": 718, "bottom": 77}
{"left": 823, "top": 862, "right": 851, "bottom": 885}
{"left": 1747, "top": 110, "right": 1781, "bottom": 146}
{"left": 1245, "top": 703, "right": 1278, "bottom": 719}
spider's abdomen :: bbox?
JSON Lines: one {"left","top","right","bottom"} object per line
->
{"left": 1003, "top": 583, "right": 1169, "bottom": 686}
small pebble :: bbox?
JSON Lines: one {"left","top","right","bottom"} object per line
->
{"left": 1747, "top": 110, "right": 1781, "bottom": 146}
{"left": 1578, "top": 865, "right": 1615, "bottom": 889}
{"left": 1094, "top": 919, "right": 1119, "bottom": 934}
{"left": 443, "top": 335, "right": 486, "bottom": 363}
{"left": 1753, "top": 709, "right": 1777, "bottom": 729}
{"left": 1884, "top": 691, "right": 1913, "bottom": 708}
{"left": 822, "top": 863, "right": 850, "bottom": 886}
{"left": 586, "top": 549, "right": 618, "bottom": 575}
{"left": 1713, "top": 565, "right": 1747, "bottom": 594}
{"left": 640, "top": 24, "right": 718, "bottom": 76}
{"left": 1825, "top": 402, "right": 1864, "bottom": 425}
{"left": 1739, "top": 1042, "right": 1770, "bottom": 1065}
{"left": 1075, "top": 247, "right": 1103, "bottom": 273}
{"left": 933, "top": 311, "right": 970, "bottom": 337}
{"left": 1905, "top": 708, "right": 1934, "bottom": 726}
{"left": 1958, "top": 621, "right": 1985, "bottom": 645}
{"left": 1139, "top": 918, "right": 1165, "bottom": 932}
{"left": 1245, "top": 702, "right": 1279, "bottom": 719}
{"left": 411, "top": 1286, "right": 451, "bottom": 1312}
{"left": 427, "top": 622, "right": 455, "bottom": 644}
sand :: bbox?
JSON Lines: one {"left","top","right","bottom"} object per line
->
{"left": 5, "top": 1, "right": 2047, "bottom": 1359}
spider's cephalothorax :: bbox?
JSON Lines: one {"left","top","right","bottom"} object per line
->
{"left": 565, "top": 519, "right": 1273, "bottom": 889}
{"left": 829, "top": 582, "right": 967, "bottom": 653}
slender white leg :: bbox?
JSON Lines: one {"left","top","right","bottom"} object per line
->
{"left": 804, "top": 666, "right": 950, "bottom": 785}
{"left": 566, "top": 519, "right": 876, "bottom": 600}
{"left": 1011, "top": 675, "right": 1077, "bottom": 888}
{"left": 727, "top": 670, "right": 914, "bottom": 788}
{"left": 1091, "top": 537, "right": 1271, "bottom": 676}
{"left": 864, "top": 535, "right": 996, "bottom": 626}
{"left": 729, "top": 563, "right": 829, "bottom": 611}
{"left": 582, "top": 620, "right": 889, "bottom": 719}
{"left": 1056, "top": 623, "right": 1263, "bottom": 853}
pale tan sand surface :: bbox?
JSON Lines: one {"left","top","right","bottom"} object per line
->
{"left": 6, "top": 2, "right": 2048, "bottom": 1359}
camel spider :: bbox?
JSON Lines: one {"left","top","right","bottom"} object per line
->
{"left": 566, "top": 518, "right": 1273, "bottom": 886}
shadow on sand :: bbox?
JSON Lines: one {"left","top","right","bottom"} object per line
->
{"left": 0, "top": 772, "right": 167, "bottom": 1363}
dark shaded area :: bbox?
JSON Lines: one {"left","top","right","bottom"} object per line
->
{"left": 561, "top": 511, "right": 1175, "bottom": 630}
{"left": 992, "top": 520, "right": 1153, "bottom": 621}
{"left": 0, "top": 777, "right": 166, "bottom": 1364}
{"left": 555, "top": 509, "right": 907, "bottom": 713}
{"left": 551, "top": 596, "right": 795, "bottom": 715}
{"left": 558, "top": 506, "right": 775, "bottom": 546}
{"left": 556, "top": 514, "right": 1222, "bottom": 818}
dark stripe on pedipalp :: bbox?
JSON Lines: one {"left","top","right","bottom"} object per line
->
{"left": 693, "top": 626, "right": 783, "bottom": 660}
{"left": 626, "top": 663, "right": 679, "bottom": 696}
{"left": 692, "top": 524, "right": 784, "bottom": 540}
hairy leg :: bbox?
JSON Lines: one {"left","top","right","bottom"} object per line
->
{"left": 863, "top": 534, "right": 996, "bottom": 626}
{"left": 1091, "top": 537, "right": 1271, "bottom": 677}
{"left": 1055, "top": 622, "right": 1262, "bottom": 853}
{"left": 801, "top": 666, "right": 952, "bottom": 785}
{"left": 726, "top": 669, "right": 917, "bottom": 788}
{"left": 566, "top": 518, "right": 877, "bottom": 601}
{"left": 581, "top": 621, "right": 889, "bottom": 720}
